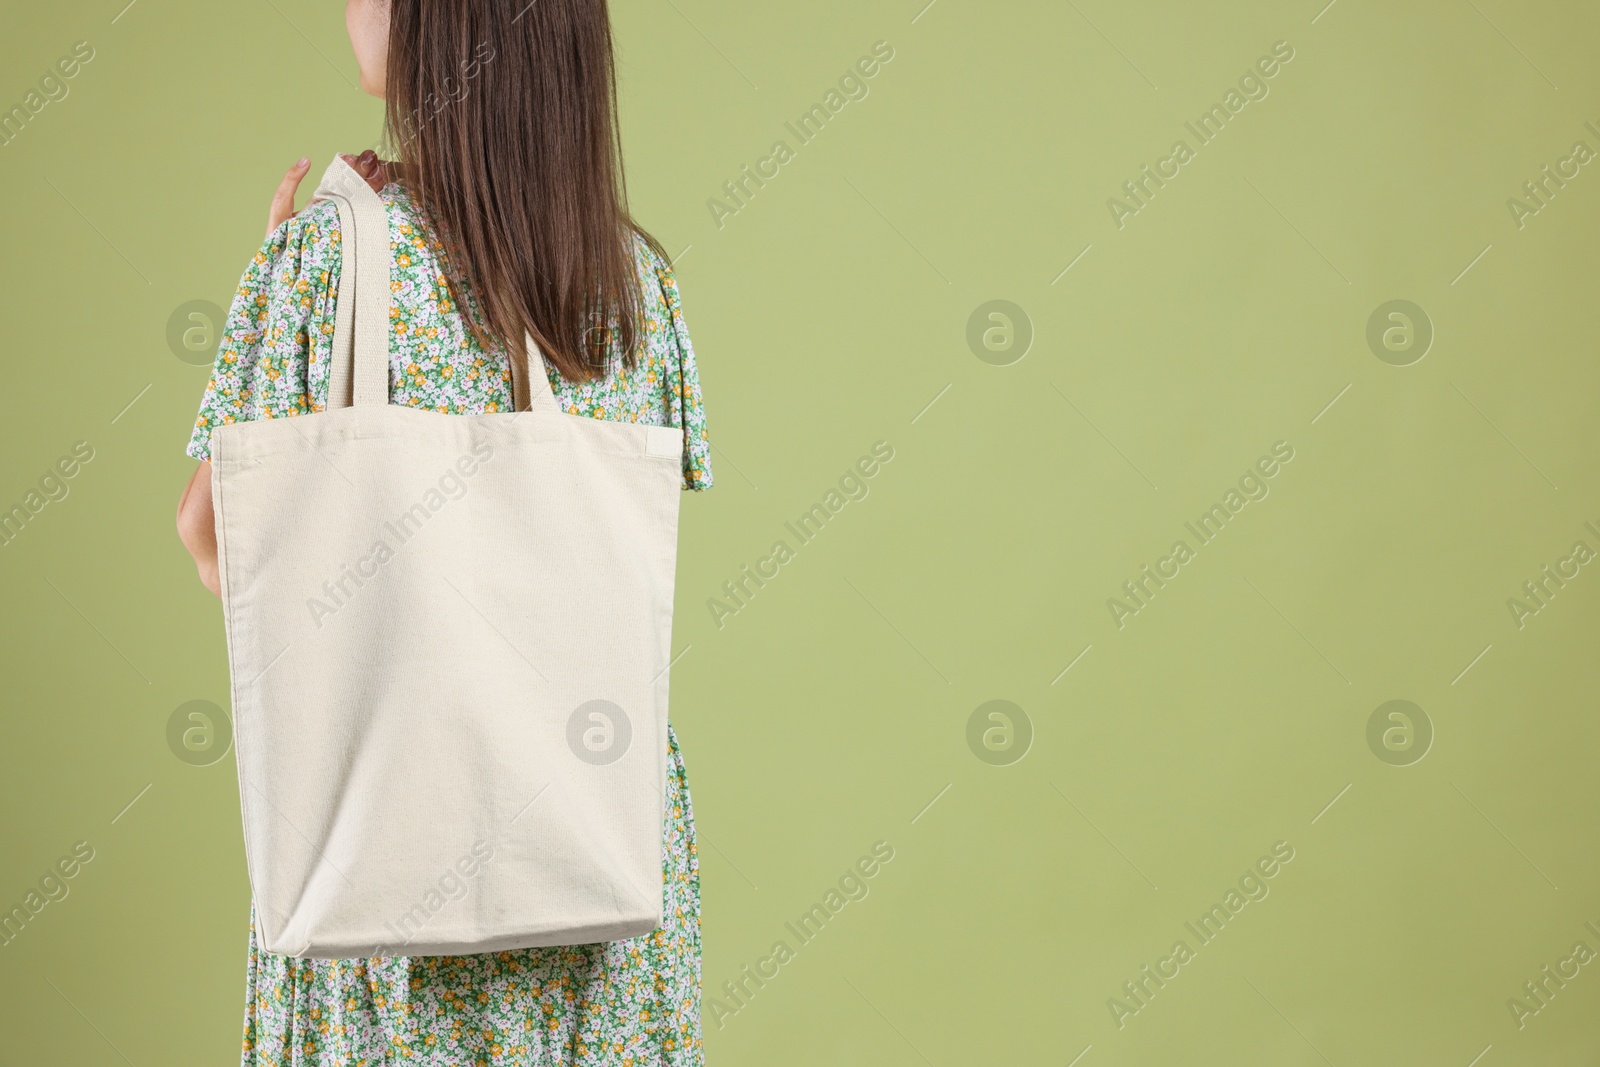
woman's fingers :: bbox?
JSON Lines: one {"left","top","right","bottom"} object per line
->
{"left": 266, "top": 151, "right": 385, "bottom": 242}
{"left": 267, "top": 157, "right": 311, "bottom": 238}
{"left": 339, "top": 149, "right": 390, "bottom": 194}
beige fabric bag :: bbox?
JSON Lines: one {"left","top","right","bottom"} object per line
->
{"left": 209, "top": 156, "right": 684, "bottom": 959}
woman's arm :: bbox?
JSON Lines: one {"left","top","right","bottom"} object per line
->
{"left": 177, "top": 461, "right": 220, "bottom": 596}
{"left": 651, "top": 248, "right": 714, "bottom": 490}
{"left": 175, "top": 153, "right": 389, "bottom": 598}
{"left": 176, "top": 156, "right": 312, "bottom": 598}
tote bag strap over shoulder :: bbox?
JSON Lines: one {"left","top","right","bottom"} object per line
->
{"left": 310, "top": 155, "right": 556, "bottom": 414}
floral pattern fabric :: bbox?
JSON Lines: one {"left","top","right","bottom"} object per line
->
{"left": 188, "top": 184, "right": 711, "bottom": 1066}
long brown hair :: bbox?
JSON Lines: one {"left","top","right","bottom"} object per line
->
{"left": 383, "top": 0, "right": 662, "bottom": 382}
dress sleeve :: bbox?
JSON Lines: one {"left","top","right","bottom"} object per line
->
{"left": 650, "top": 251, "right": 714, "bottom": 491}
{"left": 185, "top": 204, "right": 342, "bottom": 461}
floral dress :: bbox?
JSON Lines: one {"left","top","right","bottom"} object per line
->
{"left": 187, "top": 183, "right": 712, "bottom": 1067}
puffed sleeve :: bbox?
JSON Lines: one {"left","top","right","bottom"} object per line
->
{"left": 648, "top": 247, "right": 714, "bottom": 491}
{"left": 185, "top": 201, "right": 342, "bottom": 460}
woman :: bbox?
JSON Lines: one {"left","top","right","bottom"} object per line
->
{"left": 175, "top": 2, "right": 712, "bottom": 1063}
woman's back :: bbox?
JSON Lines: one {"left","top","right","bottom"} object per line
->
{"left": 186, "top": 184, "right": 713, "bottom": 493}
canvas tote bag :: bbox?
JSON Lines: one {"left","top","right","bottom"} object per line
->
{"left": 209, "top": 155, "right": 685, "bottom": 959}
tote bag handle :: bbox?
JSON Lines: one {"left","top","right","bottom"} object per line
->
{"left": 311, "top": 155, "right": 556, "bottom": 414}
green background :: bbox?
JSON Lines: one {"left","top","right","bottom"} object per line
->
{"left": 2, "top": 0, "right": 1598, "bottom": 1063}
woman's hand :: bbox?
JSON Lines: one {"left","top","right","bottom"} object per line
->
{"left": 177, "top": 460, "right": 221, "bottom": 597}
{"left": 266, "top": 151, "right": 390, "bottom": 237}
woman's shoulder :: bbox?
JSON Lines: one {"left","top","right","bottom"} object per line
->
{"left": 271, "top": 196, "right": 670, "bottom": 281}
{"left": 628, "top": 230, "right": 683, "bottom": 315}
{"left": 259, "top": 185, "right": 416, "bottom": 251}
{"left": 248, "top": 186, "right": 440, "bottom": 312}
{"left": 630, "top": 230, "right": 668, "bottom": 274}
{"left": 249, "top": 197, "right": 345, "bottom": 299}
{"left": 258, "top": 197, "right": 681, "bottom": 332}
{"left": 258, "top": 182, "right": 422, "bottom": 258}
